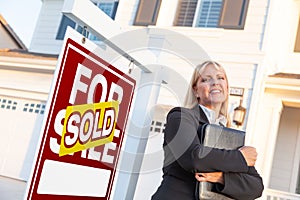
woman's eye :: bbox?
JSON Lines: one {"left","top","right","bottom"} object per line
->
{"left": 201, "top": 78, "right": 208, "bottom": 82}
{"left": 218, "top": 76, "right": 225, "bottom": 80}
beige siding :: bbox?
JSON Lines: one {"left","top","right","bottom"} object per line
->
{"left": 30, "top": 0, "right": 64, "bottom": 54}
{"left": 0, "top": 69, "right": 53, "bottom": 95}
{"left": 115, "top": 0, "right": 139, "bottom": 26}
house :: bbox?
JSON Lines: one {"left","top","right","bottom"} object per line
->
{"left": 0, "top": 15, "right": 27, "bottom": 50}
{"left": 0, "top": 14, "right": 57, "bottom": 181}
{"left": 1, "top": 0, "right": 300, "bottom": 199}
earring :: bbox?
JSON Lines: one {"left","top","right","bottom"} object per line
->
{"left": 196, "top": 94, "right": 200, "bottom": 101}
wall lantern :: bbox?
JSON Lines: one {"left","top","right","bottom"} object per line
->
{"left": 230, "top": 87, "right": 246, "bottom": 127}
{"left": 233, "top": 99, "right": 246, "bottom": 126}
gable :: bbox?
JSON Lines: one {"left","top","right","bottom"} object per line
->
{"left": 0, "top": 15, "right": 27, "bottom": 50}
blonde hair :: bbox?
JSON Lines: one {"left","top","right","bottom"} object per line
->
{"left": 184, "top": 61, "right": 230, "bottom": 125}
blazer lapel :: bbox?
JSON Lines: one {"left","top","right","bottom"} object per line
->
{"left": 191, "top": 105, "right": 209, "bottom": 124}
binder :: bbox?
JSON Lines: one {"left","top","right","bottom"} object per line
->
{"left": 197, "top": 123, "right": 245, "bottom": 200}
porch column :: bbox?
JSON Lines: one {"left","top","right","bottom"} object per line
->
{"left": 112, "top": 67, "right": 166, "bottom": 200}
{"left": 253, "top": 97, "right": 283, "bottom": 189}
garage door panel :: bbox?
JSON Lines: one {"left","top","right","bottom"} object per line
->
{"left": 0, "top": 96, "right": 46, "bottom": 180}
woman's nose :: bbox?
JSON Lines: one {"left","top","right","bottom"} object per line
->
{"left": 211, "top": 78, "right": 219, "bottom": 85}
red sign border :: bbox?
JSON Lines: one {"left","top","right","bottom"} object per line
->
{"left": 26, "top": 36, "right": 136, "bottom": 199}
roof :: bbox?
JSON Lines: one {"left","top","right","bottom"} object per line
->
{"left": 0, "top": 48, "right": 58, "bottom": 60}
{"left": 269, "top": 73, "right": 300, "bottom": 79}
{"left": 0, "top": 14, "right": 27, "bottom": 50}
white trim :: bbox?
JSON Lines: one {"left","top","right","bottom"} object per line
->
{"left": 193, "top": 0, "right": 203, "bottom": 27}
{"left": 265, "top": 84, "right": 300, "bottom": 92}
{"left": 62, "top": 0, "right": 151, "bottom": 73}
{"left": 0, "top": 88, "right": 49, "bottom": 101}
{"left": 69, "top": 43, "right": 135, "bottom": 86}
{"left": 0, "top": 56, "right": 56, "bottom": 73}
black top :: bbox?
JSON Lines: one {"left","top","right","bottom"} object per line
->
{"left": 151, "top": 105, "right": 264, "bottom": 200}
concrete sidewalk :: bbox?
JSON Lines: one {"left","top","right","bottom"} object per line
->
{"left": 0, "top": 176, "right": 26, "bottom": 200}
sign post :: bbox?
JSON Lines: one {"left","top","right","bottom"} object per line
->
{"left": 24, "top": 28, "right": 135, "bottom": 200}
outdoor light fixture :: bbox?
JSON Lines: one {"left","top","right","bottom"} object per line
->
{"left": 233, "top": 99, "right": 246, "bottom": 126}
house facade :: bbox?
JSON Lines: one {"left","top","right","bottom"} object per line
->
{"left": 0, "top": 14, "right": 58, "bottom": 185}
{"left": 1, "top": 0, "right": 300, "bottom": 199}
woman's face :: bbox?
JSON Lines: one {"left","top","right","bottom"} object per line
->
{"left": 193, "top": 64, "right": 228, "bottom": 109}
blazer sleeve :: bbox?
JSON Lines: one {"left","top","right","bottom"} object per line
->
{"left": 215, "top": 167, "right": 264, "bottom": 200}
{"left": 164, "top": 107, "right": 248, "bottom": 173}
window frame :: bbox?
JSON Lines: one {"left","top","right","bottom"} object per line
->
{"left": 56, "top": 0, "right": 118, "bottom": 41}
{"left": 56, "top": 15, "right": 76, "bottom": 40}
{"left": 194, "top": 0, "right": 223, "bottom": 28}
{"left": 174, "top": 0, "right": 250, "bottom": 29}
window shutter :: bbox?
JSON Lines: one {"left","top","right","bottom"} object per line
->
{"left": 134, "top": 0, "right": 162, "bottom": 26}
{"left": 218, "top": 0, "right": 249, "bottom": 29}
{"left": 295, "top": 17, "right": 300, "bottom": 52}
{"left": 175, "top": 0, "right": 198, "bottom": 27}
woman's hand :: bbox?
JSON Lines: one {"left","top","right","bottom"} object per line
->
{"left": 195, "top": 172, "right": 224, "bottom": 184}
{"left": 238, "top": 146, "right": 257, "bottom": 166}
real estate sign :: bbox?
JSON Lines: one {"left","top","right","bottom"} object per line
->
{"left": 25, "top": 28, "right": 136, "bottom": 200}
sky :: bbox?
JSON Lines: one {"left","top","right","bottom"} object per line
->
{"left": 0, "top": 0, "right": 42, "bottom": 48}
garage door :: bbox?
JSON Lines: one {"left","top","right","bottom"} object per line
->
{"left": 0, "top": 96, "right": 46, "bottom": 181}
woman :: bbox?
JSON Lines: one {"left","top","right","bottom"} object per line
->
{"left": 151, "top": 61, "right": 264, "bottom": 200}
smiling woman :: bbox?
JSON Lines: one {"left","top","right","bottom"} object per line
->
{"left": 192, "top": 61, "right": 229, "bottom": 122}
{"left": 151, "top": 61, "right": 264, "bottom": 200}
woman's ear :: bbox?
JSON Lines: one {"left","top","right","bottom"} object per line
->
{"left": 192, "top": 88, "right": 197, "bottom": 97}
{"left": 192, "top": 86, "right": 200, "bottom": 101}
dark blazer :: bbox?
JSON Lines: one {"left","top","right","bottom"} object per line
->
{"left": 151, "top": 105, "right": 264, "bottom": 200}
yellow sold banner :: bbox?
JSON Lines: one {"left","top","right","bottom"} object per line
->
{"left": 59, "top": 101, "right": 119, "bottom": 156}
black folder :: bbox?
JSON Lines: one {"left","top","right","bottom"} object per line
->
{"left": 197, "top": 123, "right": 245, "bottom": 200}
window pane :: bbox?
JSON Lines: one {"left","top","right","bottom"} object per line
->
{"left": 98, "top": 3, "right": 114, "bottom": 16}
{"left": 98, "top": 1, "right": 118, "bottom": 19}
{"left": 56, "top": 15, "right": 76, "bottom": 40}
{"left": 196, "top": 0, "right": 222, "bottom": 28}
{"left": 92, "top": 0, "right": 118, "bottom": 19}
{"left": 134, "top": 0, "right": 162, "bottom": 26}
{"left": 175, "top": 0, "right": 198, "bottom": 27}
{"left": 219, "top": 0, "right": 250, "bottom": 29}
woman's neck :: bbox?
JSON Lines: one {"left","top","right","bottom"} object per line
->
{"left": 202, "top": 103, "right": 221, "bottom": 117}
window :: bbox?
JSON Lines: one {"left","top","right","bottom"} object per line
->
{"left": 294, "top": 16, "right": 300, "bottom": 52}
{"left": 98, "top": 1, "right": 119, "bottom": 19}
{"left": 175, "top": 0, "right": 250, "bottom": 29}
{"left": 149, "top": 121, "right": 166, "bottom": 134}
{"left": 175, "top": 0, "right": 198, "bottom": 26}
{"left": 196, "top": 0, "right": 223, "bottom": 27}
{"left": 0, "top": 98, "right": 18, "bottom": 110}
{"left": 56, "top": 0, "right": 118, "bottom": 40}
{"left": 93, "top": 0, "right": 119, "bottom": 19}
{"left": 134, "top": 0, "right": 162, "bottom": 26}
{"left": 56, "top": 15, "right": 76, "bottom": 40}
{"left": 23, "top": 103, "right": 46, "bottom": 114}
